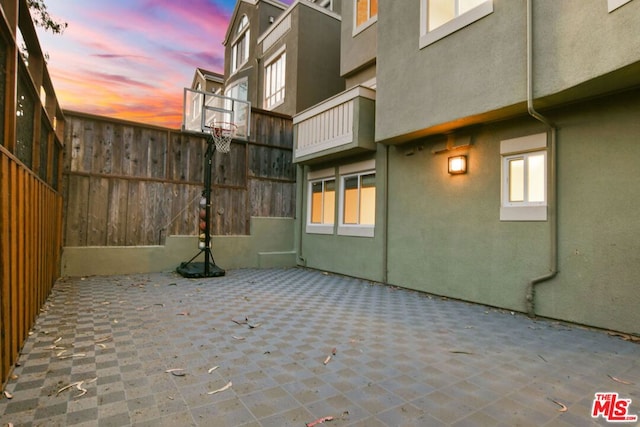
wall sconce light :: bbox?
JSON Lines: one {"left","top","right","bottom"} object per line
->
{"left": 448, "top": 155, "right": 467, "bottom": 174}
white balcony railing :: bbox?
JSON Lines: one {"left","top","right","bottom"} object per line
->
{"left": 293, "top": 86, "right": 376, "bottom": 162}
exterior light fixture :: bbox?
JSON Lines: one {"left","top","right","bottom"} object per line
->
{"left": 448, "top": 155, "right": 467, "bottom": 174}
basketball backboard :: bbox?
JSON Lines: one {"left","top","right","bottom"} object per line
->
{"left": 182, "top": 88, "right": 250, "bottom": 140}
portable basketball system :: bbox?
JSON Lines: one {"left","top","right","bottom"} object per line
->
{"left": 176, "top": 88, "right": 251, "bottom": 278}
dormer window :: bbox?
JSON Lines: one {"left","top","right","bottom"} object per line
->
{"left": 232, "top": 16, "right": 250, "bottom": 73}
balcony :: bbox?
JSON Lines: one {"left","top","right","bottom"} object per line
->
{"left": 293, "top": 86, "right": 376, "bottom": 164}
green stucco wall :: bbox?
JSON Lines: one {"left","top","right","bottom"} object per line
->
{"left": 296, "top": 149, "right": 387, "bottom": 283}
{"left": 534, "top": 90, "right": 640, "bottom": 333}
{"left": 386, "top": 90, "right": 640, "bottom": 335}
{"left": 61, "top": 217, "right": 295, "bottom": 276}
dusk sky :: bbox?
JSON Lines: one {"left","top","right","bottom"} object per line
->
{"left": 36, "top": 0, "right": 293, "bottom": 129}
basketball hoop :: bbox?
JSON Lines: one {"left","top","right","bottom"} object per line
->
{"left": 209, "top": 122, "right": 236, "bottom": 154}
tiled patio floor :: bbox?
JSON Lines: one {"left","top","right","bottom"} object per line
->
{"left": 1, "top": 268, "right": 638, "bottom": 426}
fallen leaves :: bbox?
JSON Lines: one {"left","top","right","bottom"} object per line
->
{"left": 548, "top": 397, "right": 568, "bottom": 412}
{"left": 207, "top": 380, "right": 232, "bottom": 395}
{"left": 57, "top": 378, "right": 97, "bottom": 398}
{"left": 323, "top": 347, "right": 338, "bottom": 365}
{"left": 165, "top": 368, "right": 186, "bottom": 377}
{"left": 608, "top": 374, "right": 634, "bottom": 385}
{"left": 57, "top": 351, "right": 86, "bottom": 360}
{"left": 232, "top": 316, "right": 261, "bottom": 329}
{"left": 306, "top": 416, "right": 334, "bottom": 426}
{"left": 95, "top": 335, "right": 112, "bottom": 344}
{"left": 607, "top": 332, "right": 640, "bottom": 343}
{"left": 231, "top": 317, "right": 248, "bottom": 326}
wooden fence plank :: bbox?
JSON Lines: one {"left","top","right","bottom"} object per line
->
{"left": 87, "top": 176, "right": 110, "bottom": 246}
{"left": 25, "top": 175, "right": 33, "bottom": 332}
{"left": 64, "top": 175, "right": 90, "bottom": 246}
{"left": 92, "top": 121, "right": 109, "bottom": 174}
{"left": 1, "top": 153, "right": 11, "bottom": 381}
{"left": 146, "top": 129, "right": 167, "bottom": 179}
{"left": 10, "top": 161, "right": 18, "bottom": 362}
{"left": 125, "top": 180, "right": 141, "bottom": 245}
{"left": 106, "top": 179, "right": 128, "bottom": 245}
{"left": 110, "top": 123, "right": 124, "bottom": 176}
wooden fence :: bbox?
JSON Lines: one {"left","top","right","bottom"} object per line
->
{"left": 0, "top": 148, "right": 62, "bottom": 386}
{"left": 62, "top": 108, "right": 295, "bottom": 246}
{"left": 1, "top": 0, "right": 65, "bottom": 388}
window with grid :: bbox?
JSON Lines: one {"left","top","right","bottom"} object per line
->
{"left": 264, "top": 51, "right": 286, "bottom": 109}
{"left": 342, "top": 173, "right": 375, "bottom": 226}
{"left": 500, "top": 133, "right": 547, "bottom": 221}
{"left": 231, "top": 16, "right": 250, "bottom": 73}
{"left": 307, "top": 176, "right": 336, "bottom": 234}
{"left": 338, "top": 168, "right": 375, "bottom": 237}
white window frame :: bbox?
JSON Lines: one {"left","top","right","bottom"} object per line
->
{"left": 500, "top": 133, "right": 547, "bottom": 221}
{"left": 419, "top": 0, "right": 493, "bottom": 49}
{"left": 306, "top": 168, "right": 336, "bottom": 235}
{"left": 338, "top": 160, "right": 376, "bottom": 237}
{"left": 225, "top": 78, "right": 248, "bottom": 101}
{"left": 231, "top": 15, "right": 250, "bottom": 73}
{"left": 353, "top": 0, "right": 378, "bottom": 36}
{"left": 608, "top": 0, "right": 633, "bottom": 12}
{"left": 264, "top": 46, "right": 286, "bottom": 110}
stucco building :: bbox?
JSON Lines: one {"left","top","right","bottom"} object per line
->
{"left": 289, "top": 0, "right": 640, "bottom": 335}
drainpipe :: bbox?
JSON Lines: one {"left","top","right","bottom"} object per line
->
{"left": 383, "top": 144, "right": 389, "bottom": 283}
{"left": 525, "top": 0, "right": 558, "bottom": 317}
{"left": 296, "top": 164, "right": 307, "bottom": 266}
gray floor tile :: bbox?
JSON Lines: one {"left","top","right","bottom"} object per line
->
{"left": 0, "top": 268, "right": 638, "bottom": 427}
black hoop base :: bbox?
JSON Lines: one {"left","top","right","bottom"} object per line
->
{"left": 176, "top": 260, "right": 225, "bottom": 278}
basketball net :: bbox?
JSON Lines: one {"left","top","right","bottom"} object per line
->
{"left": 209, "top": 122, "right": 236, "bottom": 154}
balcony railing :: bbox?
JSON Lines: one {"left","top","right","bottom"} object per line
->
{"left": 293, "top": 86, "right": 376, "bottom": 164}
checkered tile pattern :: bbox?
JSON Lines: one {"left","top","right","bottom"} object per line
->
{"left": 1, "top": 268, "right": 639, "bottom": 426}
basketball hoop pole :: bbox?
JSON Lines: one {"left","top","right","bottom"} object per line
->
{"left": 202, "top": 135, "right": 216, "bottom": 276}
{"left": 176, "top": 134, "right": 225, "bottom": 278}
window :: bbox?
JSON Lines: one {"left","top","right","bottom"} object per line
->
{"left": 500, "top": 133, "right": 547, "bottom": 221}
{"left": 264, "top": 49, "right": 286, "bottom": 109}
{"left": 307, "top": 168, "right": 336, "bottom": 234}
{"left": 342, "top": 173, "right": 375, "bottom": 224}
{"left": 420, "top": 0, "right": 493, "bottom": 48}
{"left": 231, "top": 16, "right": 250, "bottom": 73}
{"left": 338, "top": 160, "right": 376, "bottom": 237}
{"left": 225, "top": 79, "right": 248, "bottom": 101}
{"left": 354, "top": 0, "right": 378, "bottom": 33}
{"left": 608, "top": 0, "right": 633, "bottom": 12}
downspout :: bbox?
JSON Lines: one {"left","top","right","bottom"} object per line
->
{"left": 296, "top": 164, "right": 307, "bottom": 266}
{"left": 525, "top": 0, "right": 558, "bottom": 317}
{"left": 383, "top": 144, "right": 389, "bottom": 283}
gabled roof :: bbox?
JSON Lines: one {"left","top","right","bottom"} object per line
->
{"left": 223, "top": 0, "right": 289, "bottom": 46}
{"left": 196, "top": 67, "right": 224, "bottom": 83}
{"left": 191, "top": 68, "right": 224, "bottom": 90}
